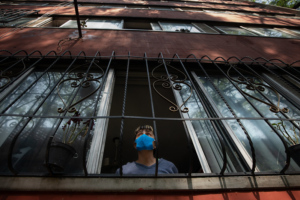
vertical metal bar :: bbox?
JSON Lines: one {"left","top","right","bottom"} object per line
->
{"left": 118, "top": 52, "right": 131, "bottom": 176}
{"left": 45, "top": 51, "right": 98, "bottom": 175}
{"left": 211, "top": 57, "right": 291, "bottom": 173}
{"left": 0, "top": 55, "right": 44, "bottom": 93}
{"left": 166, "top": 54, "right": 227, "bottom": 175}
{"left": 186, "top": 54, "right": 256, "bottom": 174}
{"left": 7, "top": 51, "right": 83, "bottom": 175}
{"left": 230, "top": 60, "right": 299, "bottom": 125}
{"left": 82, "top": 51, "right": 115, "bottom": 176}
{"left": 144, "top": 53, "right": 159, "bottom": 177}
{"left": 170, "top": 55, "right": 195, "bottom": 176}
{"left": 227, "top": 60, "right": 292, "bottom": 173}
{"left": 73, "top": 0, "right": 82, "bottom": 38}
{"left": 240, "top": 58, "right": 300, "bottom": 112}
{"left": 6, "top": 54, "right": 68, "bottom": 175}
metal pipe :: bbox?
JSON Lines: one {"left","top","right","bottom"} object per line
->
{"left": 73, "top": 0, "right": 82, "bottom": 38}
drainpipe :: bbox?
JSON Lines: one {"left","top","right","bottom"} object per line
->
{"left": 73, "top": 0, "right": 82, "bottom": 38}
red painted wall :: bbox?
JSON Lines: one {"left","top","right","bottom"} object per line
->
{"left": 2, "top": 5, "right": 298, "bottom": 26}
{"left": 1, "top": 28, "right": 299, "bottom": 63}
{"left": 1, "top": 190, "right": 300, "bottom": 200}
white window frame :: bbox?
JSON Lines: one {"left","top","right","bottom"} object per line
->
{"left": 87, "top": 69, "right": 115, "bottom": 174}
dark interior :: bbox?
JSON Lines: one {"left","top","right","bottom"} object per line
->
{"left": 101, "top": 60, "right": 201, "bottom": 174}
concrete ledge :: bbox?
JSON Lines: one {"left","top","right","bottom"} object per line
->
{"left": 1, "top": 175, "right": 300, "bottom": 192}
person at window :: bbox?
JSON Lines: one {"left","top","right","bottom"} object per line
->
{"left": 116, "top": 125, "right": 178, "bottom": 175}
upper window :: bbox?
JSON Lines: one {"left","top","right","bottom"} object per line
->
{"left": 215, "top": 26, "right": 258, "bottom": 36}
{"left": 243, "top": 27, "right": 295, "bottom": 38}
{"left": 159, "top": 22, "right": 201, "bottom": 33}
{"left": 60, "top": 19, "right": 124, "bottom": 29}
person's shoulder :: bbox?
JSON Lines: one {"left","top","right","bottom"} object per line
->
{"left": 121, "top": 161, "right": 137, "bottom": 170}
{"left": 159, "top": 158, "right": 178, "bottom": 173}
{"left": 159, "top": 158, "right": 175, "bottom": 166}
{"left": 115, "top": 162, "right": 136, "bottom": 174}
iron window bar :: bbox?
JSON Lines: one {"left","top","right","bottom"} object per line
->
{"left": 184, "top": 54, "right": 256, "bottom": 174}
{"left": 0, "top": 50, "right": 300, "bottom": 177}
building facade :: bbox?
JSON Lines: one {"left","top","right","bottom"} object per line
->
{"left": 0, "top": 0, "right": 300, "bottom": 199}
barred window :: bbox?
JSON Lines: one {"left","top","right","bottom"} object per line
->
{"left": 0, "top": 51, "right": 300, "bottom": 176}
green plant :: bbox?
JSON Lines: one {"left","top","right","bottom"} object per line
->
{"left": 272, "top": 121, "right": 300, "bottom": 146}
{"left": 61, "top": 111, "right": 94, "bottom": 144}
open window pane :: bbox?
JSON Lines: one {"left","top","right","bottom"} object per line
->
{"left": 215, "top": 26, "right": 257, "bottom": 36}
{"left": 189, "top": 71, "right": 300, "bottom": 172}
{"left": 159, "top": 22, "right": 201, "bottom": 33}
{"left": 244, "top": 27, "right": 294, "bottom": 38}
{"left": 175, "top": 82, "right": 249, "bottom": 173}
{"left": 60, "top": 20, "right": 123, "bottom": 29}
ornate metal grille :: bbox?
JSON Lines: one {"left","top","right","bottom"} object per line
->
{"left": 0, "top": 50, "right": 300, "bottom": 177}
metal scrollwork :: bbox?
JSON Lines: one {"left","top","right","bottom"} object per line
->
{"left": 57, "top": 61, "right": 104, "bottom": 113}
{"left": 227, "top": 64, "right": 288, "bottom": 113}
{"left": 152, "top": 60, "right": 192, "bottom": 113}
{"left": 0, "top": 59, "right": 26, "bottom": 89}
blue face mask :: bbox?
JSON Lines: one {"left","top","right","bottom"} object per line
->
{"left": 135, "top": 134, "right": 155, "bottom": 151}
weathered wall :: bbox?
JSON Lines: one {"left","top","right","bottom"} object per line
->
{"left": 0, "top": 28, "right": 299, "bottom": 62}
{"left": 1, "top": 5, "right": 299, "bottom": 26}
{"left": 1, "top": 190, "right": 300, "bottom": 200}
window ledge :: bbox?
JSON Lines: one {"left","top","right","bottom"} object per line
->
{"left": 1, "top": 175, "right": 300, "bottom": 192}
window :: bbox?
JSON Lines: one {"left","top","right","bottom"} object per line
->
{"left": 123, "top": 21, "right": 152, "bottom": 30}
{"left": 242, "top": 27, "right": 295, "bottom": 38}
{"left": 194, "top": 23, "right": 220, "bottom": 34}
{"left": 275, "top": 28, "right": 300, "bottom": 38}
{"left": 1, "top": 52, "right": 300, "bottom": 177}
{"left": 0, "top": 9, "right": 39, "bottom": 25}
{"left": 101, "top": 5, "right": 126, "bottom": 8}
{"left": 60, "top": 19, "right": 124, "bottom": 29}
{"left": 151, "top": 22, "right": 162, "bottom": 31}
{"left": 149, "top": 7, "right": 174, "bottom": 10}
{"left": 0, "top": 2, "right": 49, "bottom": 6}
{"left": 159, "top": 22, "right": 201, "bottom": 33}
{"left": 0, "top": 16, "right": 52, "bottom": 28}
{"left": 180, "top": 7, "right": 203, "bottom": 12}
{"left": 215, "top": 26, "right": 258, "bottom": 36}
{"left": 0, "top": 57, "right": 114, "bottom": 175}
{"left": 290, "top": 29, "right": 300, "bottom": 35}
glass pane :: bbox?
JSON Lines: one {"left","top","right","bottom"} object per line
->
{"left": 0, "top": 66, "right": 104, "bottom": 175}
{"left": 60, "top": 20, "right": 123, "bottom": 29}
{"left": 247, "top": 27, "right": 294, "bottom": 38}
{"left": 149, "top": 7, "right": 173, "bottom": 10}
{"left": 160, "top": 22, "right": 201, "bottom": 33}
{"left": 289, "top": 29, "right": 300, "bottom": 35}
{"left": 151, "top": 23, "right": 162, "bottom": 31}
{"left": 215, "top": 26, "right": 257, "bottom": 36}
{"left": 179, "top": 83, "right": 248, "bottom": 173}
{"left": 0, "top": 17, "right": 34, "bottom": 27}
{"left": 194, "top": 23, "right": 219, "bottom": 34}
{"left": 198, "top": 75, "right": 300, "bottom": 172}
{"left": 101, "top": 5, "right": 126, "bottom": 8}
